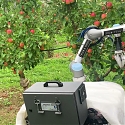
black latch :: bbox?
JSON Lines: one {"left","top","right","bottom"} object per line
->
{"left": 78, "top": 84, "right": 86, "bottom": 104}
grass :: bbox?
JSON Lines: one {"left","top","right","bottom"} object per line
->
{"left": 0, "top": 48, "right": 73, "bottom": 90}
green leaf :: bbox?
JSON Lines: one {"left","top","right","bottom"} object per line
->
{"left": 10, "top": 59, "right": 15, "bottom": 63}
{"left": 106, "top": 64, "right": 111, "bottom": 68}
{"left": 28, "top": 53, "right": 32, "bottom": 58}
{"left": 99, "top": 63, "right": 103, "bottom": 69}
{"left": 118, "top": 69, "right": 123, "bottom": 75}
{"left": 103, "top": 59, "right": 111, "bottom": 64}
{"left": 113, "top": 74, "right": 122, "bottom": 81}
{"left": 101, "top": 21, "right": 104, "bottom": 26}
{"left": 25, "top": 64, "right": 30, "bottom": 70}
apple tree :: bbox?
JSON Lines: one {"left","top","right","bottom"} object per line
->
{"left": 0, "top": 0, "right": 50, "bottom": 89}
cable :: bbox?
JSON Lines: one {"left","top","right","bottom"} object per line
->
{"left": 89, "top": 37, "right": 104, "bottom": 47}
{"left": 107, "top": 36, "right": 114, "bottom": 42}
{"left": 40, "top": 46, "right": 68, "bottom": 51}
{"left": 108, "top": 37, "right": 114, "bottom": 63}
{"left": 77, "top": 26, "right": 103, "bottom": 47}
{"left": 77, "top": 26, "right": 99, "bottom": 42}
{"left": 41, "top": 27, "right": 112, "bottom": 52}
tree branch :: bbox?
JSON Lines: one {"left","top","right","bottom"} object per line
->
{"left": 102, "top": 68, "right": 112, "bottom": 78}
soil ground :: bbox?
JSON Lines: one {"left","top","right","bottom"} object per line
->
{"left": 0, "top": 88, "right": 24, "bottom": 125}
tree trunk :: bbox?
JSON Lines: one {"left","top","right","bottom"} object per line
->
{"left": 47, "top": 51, "right": 53, "bottom": 58}
{"left": 19, "top": 71, "right": 29, "bottom": 90}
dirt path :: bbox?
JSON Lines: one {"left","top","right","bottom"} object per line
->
{"left": 0, "top": 88, "right": 24, "bottom": 125}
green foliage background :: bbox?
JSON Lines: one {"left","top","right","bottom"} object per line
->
{"left": 0, "top": 0, "right": 125, "bottom": 83}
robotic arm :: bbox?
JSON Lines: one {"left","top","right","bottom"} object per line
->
{"left": 70, "top": 24, "right": 125, "bottom": 82}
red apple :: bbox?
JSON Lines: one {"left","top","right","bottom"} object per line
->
{"left": 11, "top": 67, "right": 15, "bottom": 70}
{"left": 30, "top": 29, "right": 35, "bottom": 34}
{"left": 7, "top": 38, "right": 13, "bottom": 43}
{"left": 122, "top": 42, "right": 125, "bottom": 47}
{"left": 94, "top": 20, "right": 100, "bottom": 27}
{"left": 90, "top": 12, "right": 96, "bottom": 17}
{"left": 20, "top": 10, "right": 24, "bottom": 15}
{"left": 67, "top": 42, "right": 71, "bottom": 47}
{"left": 53, "top": 13, "right": 56, "bottom": 16}
{"left": 101, "top": 13, "right": 107, "bottom": 19}
{"left": 87, "top": 48, "right": 92, "bottom": 54}
{"left": 102, "top": 6, "right": 106, "bottom": 11}
{"left": 3, "top": 62, "right": 8, "bottom": 66}
{"left": 106, "top": 2, "right": 113, "bottom": 9}
{"left": 64, "top": 53, "right": 68, "bottom": 56}
{"left": 6, "top": 29, "right": 12, "bottom": 34}
{"left": 72, "top": 44, "right": 77, "bottom": 49}
{"left": 40, "top": 45, "right": 44, "bottom": 50}
{"left": 13, "top": 70, "right": 17, "bottom": 74}
{"left": 19, "top": 42, "right": 24, "bottom": 48}
{"left": 88, "top": 53, "right": 91, "bottom": 57}
{"left": 65, "top": 0, "right": 70, "bottom": 4}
